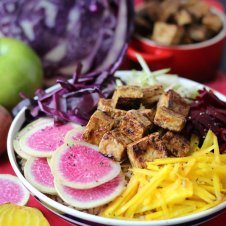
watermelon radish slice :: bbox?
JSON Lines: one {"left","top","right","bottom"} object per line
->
{"left": 51, "top": 141, "right": 121, "bottom": 189}
{"left": 13, "top": 118, "right": 52, "bottom": 159}
{"left": 0, "top": 174, "right": 30, "bottom": 206}
{"left": 64, "top": 127, "right": 84, "bottom": 146}
{"left": 19, "top": 118, "right": 77, "bottom": 157}
{"left": 24, "top": 158, "right": 56, "bottom": 195}
{"left": 54, "top": 174, "right": 125, "bottom": 209}
{"left": 47, "top": 158, "right": 52, "bottom": 168}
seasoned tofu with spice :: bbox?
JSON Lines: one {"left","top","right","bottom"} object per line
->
{"left": 154, "top": 107, "right": 186, "bottom": 132}
{"left": 202, "top": 13, "right": 222, "bottom": 32}
{"left": 138, "top": 109, "right": 156, "bottom": 122}
{"left": 162, "top": 131, "right": 190, "bottom": 157}
{"left": 187, "top": 1, "right": 210, "bottom": 19}
{"left": 97, "top": 98, "right": 113, "bottom": 112}
{"left": 142, "top": 85, "right": 164, "bottom": 108}
{"left": 154, "top": 90, "right": 190, "bottom": 132}
{"left": 158, "top": 90, "right": 190, "bottom": 117}
{"left": 152, "top": 22, "right": 183, "bottom": 45}
{"left": 112, "top": 86, "right": 143, "bottom": 110}
{"left": 97, "top": 98, "right": 126, "bottom": 127}
{"left": 119, "top": 110, "right": 152, "bottom": 141}
{"left": 175, "top": 10, "right": 192, "bottom": 26}
{"left": 99, "top": 129, "right": 132, "bottom": 162}
{"left": 82, "top": 110, "right": 114, "bottom": 145}
{"left": 127, "top": 133, "right": 168, "bottom": 168}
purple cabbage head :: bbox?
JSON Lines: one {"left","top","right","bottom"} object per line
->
{"left": 0, "top": 0, "right": 134, "bottom": 77}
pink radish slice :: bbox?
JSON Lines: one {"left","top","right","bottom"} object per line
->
{"left": 54, "top": 174, "right": 125, "bottom": 209}
{"left": 19, "top": 118, "right": 77, "bottom": 157}
{"left": 51, "top": 141, "right": 121, "bottom": 189}
{"left": 64, "top": 127, "right": 84, "bottom": 145}
{"left": 0, "top": 174, "right": 29, "bottom": 206}
{"left": 13, "top": 118, "right": 52, "bottom": 159}
{"left": 24, "top": 158, "right": 56, "bottom": 195}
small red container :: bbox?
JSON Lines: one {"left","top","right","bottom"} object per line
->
{"left": 126, "top": 8, "right": 226, "bottom": 82}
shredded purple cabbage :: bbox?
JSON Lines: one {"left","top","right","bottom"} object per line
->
{"left": 13, "top": 63, "right": 118, "bottom": 125}
{"left": 0, "top": 0, "right": 134, "bottom": 77}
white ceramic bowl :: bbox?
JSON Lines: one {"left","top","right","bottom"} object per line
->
{"left": 7, "top": 73, "right": 226, "bottom": 226}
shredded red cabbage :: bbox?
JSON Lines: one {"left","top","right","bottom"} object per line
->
{"left": 13, "top": 63, "right": 117, "bottom": 125}
{"left": 184, "top": 89, "right": 226, "bottom": 153}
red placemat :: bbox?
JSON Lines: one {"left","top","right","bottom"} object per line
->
{"left": 0, "top": 73, "right": 226, "bottom": 226}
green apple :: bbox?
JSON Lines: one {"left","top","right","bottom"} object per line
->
{"left": 0, "top": 38, "right": 43, "bottom": 109}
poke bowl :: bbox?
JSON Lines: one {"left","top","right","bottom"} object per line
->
{"left": 7, "top": 68, "right": 226, "bottom": 226}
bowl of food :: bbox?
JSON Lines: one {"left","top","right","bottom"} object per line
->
{"left": 7, "top": 58, "right": 226, "bottom": 226}
{"left": 127, "top": 0, "right": 226, "bottom": 82}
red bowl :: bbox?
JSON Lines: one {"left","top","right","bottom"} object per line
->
{"left": 126, "top": 8, "right": 226, "bottom": 82}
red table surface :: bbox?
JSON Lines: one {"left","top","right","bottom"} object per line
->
{"left": 0, "top": 72, "right": 226, "bottom": 226}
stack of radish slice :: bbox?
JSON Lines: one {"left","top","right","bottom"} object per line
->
{"left": 13, "top": 118, "right": 125, "bottom": 209}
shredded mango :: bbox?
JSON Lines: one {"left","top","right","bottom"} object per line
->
{"left": 101, "top": 130, "right": 226, "bottom": 220}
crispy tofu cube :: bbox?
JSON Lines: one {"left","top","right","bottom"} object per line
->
{"left": 99, "top": 129, "right": 132, "bottom": 162}
{"left": 127, "top": 133, "right": 168, "bottom": 168}
{"left": 112, "top": 86, "right": 143, "bottom": 110}
{"left": 111, "top": 109, "right": 127, "bottom": 128}
{"left": 119, "top": 110, "right": 152, "bottom": 141}
{"left": 187, "top": 1, "right": 210, "bottom": 19}
{"left": 157, "top": 90, "right": 190, "bottom": 117}
{"left": 138, "top": 109, "right": 156, "bottom": 122}
{"left": 154, "top": 107, "right": 186, "bottom": 132}
{"left": 159, "top": 0, "right": 180, "bottom": 22}
{"left": 188, "top": 26, "right": 208, "bottom": 42}
{"left": 97, "top": 98, "right": 113, "bottom": 112}
{"left": 202, "top": 13, "right": 222, "bottom": 32}
{"left": 83, "top": 110, "right": 114, "bottom": 145}
{"left": 142, "top": 85, "right": 164, "bottom": 108}
{"left": 175, "top": 10, "right": 192, "bottom": 26}
{"left": 152, "top": 22, "right": 183, "bottom": 45}
{"left": 162, "top": 131, "right": 190, "bottom": 157}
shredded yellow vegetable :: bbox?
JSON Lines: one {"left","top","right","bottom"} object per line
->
{"left": 101, "top": 130, "right": 226, "bottom": 220}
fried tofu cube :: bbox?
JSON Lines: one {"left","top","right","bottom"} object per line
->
{"left": 175, "top": 10, "right": 192, "bottom": 26}
{"left": 99, "top": 129, "right": 132, "bottom": 162}
{"left": 138, "top": 109, "right": 156, "bottom": 122}
{"left": 159, "top": 0, "right": 180, "bottom": 22}
{"left": 154, "top": 90, "right": 190, "bottom": 131}
{"left": 127, "top": 133, "right": 168, "bottom": 168}
{"left": 142, "top": 85, "right": 164, "bottom": 108}
{"left": 119, "top": 110, "right": 152, "bottom": 141}
{"left": 111, "top": 109, "right": 127, "bottom": 128}
{"left": 154, "top": 106, "right": 186, "bottom": 132}
{"left": 162, "top": 131, "right": 190, "bottom": 157}
{"left": 202, "top": 13, "right": 222, "bottom": 32}
{"left": 157, "top": 90, "right": 190, "bottom": 117}
{"left": 83, "top": 110, "right": 114, "bottom": 145}
{"left": 187, "top": 1, "right": 210, "bottom": 19}
{"left": 152, "top": 22, "right": 183, "bottom": 45}
{"left": 188, "top": 26, "right": 209, "bottom": 42}
{"left": 97, "top": 98, "right": 113, "bottom": 112}
{"left": 112, "top": 86, "right": 143, "bottom": 110}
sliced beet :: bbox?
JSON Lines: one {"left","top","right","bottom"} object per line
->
{"left": 24, "top": 158, "right": 56, "bottom": 195}
{"left": 51, "top": 141, "right": 121, "bottom": 189}
{"left": 0, "top": 174, "right": 30, "bottom": 206}
{"left": 54, "top": 174, "right": 125, "bottom": 209}
{"left": 19, "top": 118, "right": 77, "bottom": 157}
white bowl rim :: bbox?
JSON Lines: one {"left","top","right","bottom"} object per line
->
{"left": 7, "top": 72, "right": 226, "bottom": 226}
{"left": 135, "top": 7, "right": 226, "bottom": 50}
